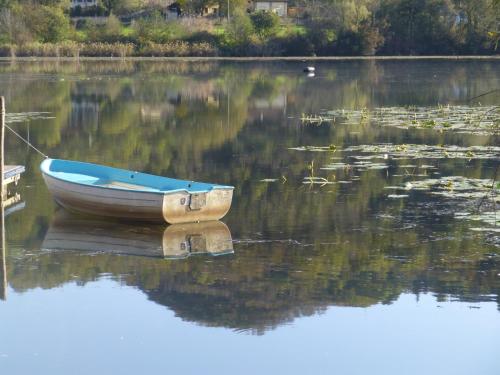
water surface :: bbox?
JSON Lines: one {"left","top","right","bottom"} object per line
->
{"left": 1, "top": 60, "right": 499, "bottom": 374}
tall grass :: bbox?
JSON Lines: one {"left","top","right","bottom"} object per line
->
{"left": 0, "top": 42, "right": 217, "bottom": 58}
{"left": 80, "top": 42, "right": 134, "bottom": 58}
{"left": 139, "top": 42, "right": 217, "bottom": 57}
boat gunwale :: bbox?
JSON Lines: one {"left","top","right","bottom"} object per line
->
{"left": 40, "top": 158, "right": 234, "bottom": 196}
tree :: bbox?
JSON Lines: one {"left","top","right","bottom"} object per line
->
{"left": 217, "top": 0, "right": 248, "bottom": 19}
{"left": 101, "top": 14, "right": 123, "bottom": 42}
{"left": 223, "top": 9, "right": 255, "bottom": 54}
{"left": 377, "top": 0, "right": 458, "bottom": 54}
{"left": 453, "top": 0, "right": 499, "bottom": 53}
{"left": 250, "top": 11, "right": 280, "bottom": 38}
{"left": 31, "top": 5, "right": 72, "bottom": 43}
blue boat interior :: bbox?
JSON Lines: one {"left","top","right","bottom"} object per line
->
{"left": 41, "top": 159, "right": 233, "bottom": 194}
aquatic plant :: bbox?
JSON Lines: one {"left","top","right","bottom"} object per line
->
{"left": 343, "top": 144, "right": 500, "bottom": 160}
{"left": 300, "top": 114, "right": 334, "bottom": 125}
{"left": 322, "top": 105, "right": 500, "bottom": 135}
{"left": 5, "top": 112, "right": 54, "bottom": 123}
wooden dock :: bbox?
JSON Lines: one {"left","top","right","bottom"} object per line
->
{"left": 1, "top": 97, "right": 26, "bottom": 300}
{"left": 4, "top": 165, "right": 24, "bottom": 188}
{"left": 1, "top": 96, "right": 25, "bottom": 205}
{"left": 2, "top": 166, "right": 24, "bottom": 209}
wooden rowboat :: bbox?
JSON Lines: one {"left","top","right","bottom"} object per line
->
{"left": 41, "top": 159, "right": 234, "bottom": 224}
{"left": 42, "top": 211, "right": 234, "bottom": 259}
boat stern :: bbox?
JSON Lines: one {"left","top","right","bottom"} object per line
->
{"left": 162, "top": 188, "right": 233, "bottom": 224}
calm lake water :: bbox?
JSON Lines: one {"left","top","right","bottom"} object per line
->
{"left": 1, "top": 60, "right": 499, "bottom": 374}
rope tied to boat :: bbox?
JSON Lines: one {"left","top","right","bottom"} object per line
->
{"left": 4, "top": 123, "right": 49, "bottom": 159}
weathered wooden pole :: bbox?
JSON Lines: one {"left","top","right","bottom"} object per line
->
{"left": 1, "top": 96, "right": 4, "bottom": 199}
{"left": 0, "top": 190, "right": 5, "bottom": 301}
{"left": 0, "top": 96, "right": 6, "bottom": 300}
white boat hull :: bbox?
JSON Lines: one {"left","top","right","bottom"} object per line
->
{"left": 42, "top": 173, "right": 233, "bottom": 224}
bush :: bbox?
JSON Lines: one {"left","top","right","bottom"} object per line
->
{"left": 101, "top": 14, "right": 124, "bottom": 42}
{"left": 0, "top": 44, "right": 16, "bottom": 58}
{"left": 250, "top": 11, "right": 280, "bottom": 38}
{"left": 31, "top": 5, "right": 72, "bottom": 43}
{"left": 132, "top": 12, "right": 186, "bottom": 44}
{"left": 271, "top": 34, "right": 315, "bottom": 56}
{"left": 334, "top": 25, "right": 383, "bottom": 56}
{"left": 220, "top": 10, "right": 256, "bottom": 55}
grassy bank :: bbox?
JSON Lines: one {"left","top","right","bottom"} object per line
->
{"left": 1, "top": 2, "right": 499, "bottom": 59}
{"left": 1, "top": 43, "right": 500, "bottom": 60}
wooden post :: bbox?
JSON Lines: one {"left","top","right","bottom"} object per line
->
{"left": 0, "top": 188, "right": 5, "bottom": 301}
{"left": 0, "top": 96, "right": 6, "bottom": 300}
{"left": 1, "top": 96, "right": 4, "bottom": 199}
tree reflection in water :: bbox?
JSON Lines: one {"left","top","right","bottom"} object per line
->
{"left": 2, "top": 60, "right": 499, "bottom": 333}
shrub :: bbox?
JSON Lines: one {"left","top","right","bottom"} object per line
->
{"left": 271, "top": 34, "right": 315, "bottom": 56}
{"left": 0, "top": 44, "right": 16, "bottom": 58}
{"left": 220, "top": 10, "right": 256, "bottom": 55}
{"left": 30, "top": 5, "right": 72, "bottom": 43}
{"left": 250, "top": 11, "right": 280, "bottom": 38}
{"left": 132, "top": 12, "right": 187, "bottom": 44}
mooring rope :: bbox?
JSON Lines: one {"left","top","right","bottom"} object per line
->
{"left": 4, "top": 124, "right": 49, "bottom": 159}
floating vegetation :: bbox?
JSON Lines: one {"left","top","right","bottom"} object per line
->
{"left": 344, "top": 144, "right": 500, "bottom": 160}
{"left": 388, "top": 194, "right": 409, "bottom": 199}
{"left": 302, "top": 176, "right": 336, "bottom": 185}
{"left": 300, "top": 113, "right": 334, "bottom": 125}
{"left": 389, "top": 176, "right": 499, "bottom": 236}
{"left": 319, "top": 161, "right": 390, "bottom": 172}
{"left": 395, "top": 176, "right": 498, "bottom": 198}
{"left": 290, "top": 143, "right": 500, "bottom": 160}
{"left": 353, "top": 161, "right": 389, "bottom": 170}
{"left": 455, "top": 212, "right": 500, "bottom": 227}
{"left": 5, "top": 112, "right": 54, "bottom": 123}
{"left": 455, "top": 212, "right": 500, "bottom": 234}
{"left": 323, "top": 105, "right": 500, "bottom": 135}
{"left": 320, "top": 163, "right": 348, "bottom": 170}
{"left": 289, "top": 145, "right": 337, "bottom": 152}
{"left": 260, "top": 178, "right": 278, "bottom": 183}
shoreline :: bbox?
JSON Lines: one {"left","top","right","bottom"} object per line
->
{"left": 0, "top": 55, "right": 499, "bottom": 62}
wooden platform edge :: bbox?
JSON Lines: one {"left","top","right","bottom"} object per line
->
{"left": 3, "top": 165, "right": 25, "bottom": 186}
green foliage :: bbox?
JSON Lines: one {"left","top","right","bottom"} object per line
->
{"left": 222, "top": 9, "right": 256, "bottom": 53}
{"left": 0, "top": 0, "right": 498, "bottom": 56}
{"left": 100, "top": 14, "right": 123, "bottom": 42}
{"left": 132, "top": 12, "right": 186, "bottom": 44}
{"left": 250, "top": 11, "right": 280, "bottom": 38}
{"left": 375, "top": 0, "right": 456, "bottom": 54}
{"left": 31, "top": 5, "right": 72, "bottom": 43}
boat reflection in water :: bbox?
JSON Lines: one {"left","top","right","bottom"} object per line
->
{"left": 42, "top": 211, "right": 234, "bottom": 259}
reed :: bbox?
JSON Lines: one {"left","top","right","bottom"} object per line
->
{"left": 139, "top": 42, "right": 217, "bottom": 57}
{"left": 80, "top": 42, "right": 134, "bottom": 58}
{"left": 0, "top": 42, "right": 218, "bottom": 58}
